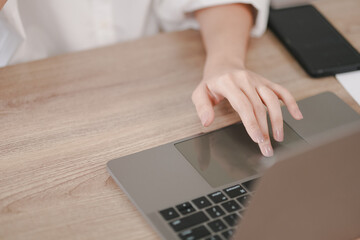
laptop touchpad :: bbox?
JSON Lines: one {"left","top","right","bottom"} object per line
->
{"left": 175, "top": 122, "right": 305, "bottom": 188}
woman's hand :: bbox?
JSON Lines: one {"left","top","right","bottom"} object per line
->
{"left": 192, "top": 63, "right": 303, "bottom": 157}
{"left": 194, "top": 3, "right": 303, "bottom": 157}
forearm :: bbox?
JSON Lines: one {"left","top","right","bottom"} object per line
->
{"left": 0, "top": 0, "right": 7, "bottom": 10}
{"left": 195, "top": 4, "right": 254, "bottom": 74}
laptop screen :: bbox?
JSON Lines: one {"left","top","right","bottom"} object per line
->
{"left": 175, "top": 122, "right": 305, "bottom": 188}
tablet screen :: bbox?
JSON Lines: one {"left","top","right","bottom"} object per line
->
{"left": 175, "top": 122, "right": 305, "bottom": 188}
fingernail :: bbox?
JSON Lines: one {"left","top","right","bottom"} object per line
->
{"left": 296, "top": 109, "right": 303, "bottom": 120}
{"left": 200, "top": 112, "right": 209, "bottom": 126}
{"left": 275, "top": 128, "right": 284, "bottom": 142}
{"left": 261, "top": 144, "right": 274, "bottom": 157}
{"left": 255, "top": 131, "right": 265, "bottom": 143}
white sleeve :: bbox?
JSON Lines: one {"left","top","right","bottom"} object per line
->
{"left": 0, "top": 0, "right": 24, "bottom": 67}
{"left": 154, "top": 0, "right": 270, "bottom": 37}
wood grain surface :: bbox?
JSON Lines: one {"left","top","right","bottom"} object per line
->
{"left": 0, "top": 0, "right": 359, "bottom": 239}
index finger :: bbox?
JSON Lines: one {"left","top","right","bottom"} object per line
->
{"left": 213, "top": 82, "right": 265, "bottom": 144}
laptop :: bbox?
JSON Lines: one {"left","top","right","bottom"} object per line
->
{"left": 107, "top": 92, "right": 360, "bottom": 240}
{"left": 233, "top": 121, "right": 360, "bottom": 240}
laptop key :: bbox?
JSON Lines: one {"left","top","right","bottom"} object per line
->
{"left": 178, "top": 225, "right": 211, "bottom": 240}
{"left": 221, "top": 200, "right": 241, "bottom": 213}
{"left": 176, "top": 202, "right": 196, "bottom": 215}
{"left": 208, "top": 191, "right": 228, "bottom": 203}
{"left": 206, "top": 206, "right": 225, "bottom": 218}
{"left": 223, "top": 213, "right": 240, "bottom": 227}
{"left": 223, "top": 185, "right": 247, "bottom": 198}
{"left": 169, "top": 212, "right": 209, "bottom": 232}
{"left": 242, "top": 178, "right": 259, "bottom": 192}
{"left": 192, "top": 196, "right": 212, "bottom": 209}
{"left": 205, "top": 235, "right": 221, "bottom": 240}
{"left": 221, "top": 229, "right": 235, "bottom": 240}
{"left": 207, "top": 219, "right": 227, "bottom": 232}
{"left": 159, "top": 207, "right": 180, "bottom": 221}
{"left": 237, "top": 194, "right": 251, "bottom": 207}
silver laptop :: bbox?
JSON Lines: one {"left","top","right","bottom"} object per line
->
{"left": 233, "top": 121, "right": 360, "bottom": 240}
{"left": 107, "top": 92, "right": 360, "bottom": 240}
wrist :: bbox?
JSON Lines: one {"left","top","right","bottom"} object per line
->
{"left": 203, "top": 54, "right": 246, "bottom": 78}
{"left": 206, "top": 51, "right": 245, "bottom": 66}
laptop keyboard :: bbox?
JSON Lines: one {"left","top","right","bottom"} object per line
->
{"left": 159, "top": 178, "right": 258, "bottom": 240}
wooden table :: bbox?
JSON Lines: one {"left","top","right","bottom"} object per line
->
{"left": 0, "top": 0, "right": 359, "bottom": 239}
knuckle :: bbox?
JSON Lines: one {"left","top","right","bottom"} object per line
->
{"left": 272, "top": 82, "right": 282, "bottom": 89}
{"left": 270, "top": 94, "right": 280, "bottom": 103}
{"left": 287, "top": 96, "right": 297, "bottom": 107}
{"left": 218, "top": 73, "right": 235, "bottom": 86}
{"left": 283, "top": 92, "right": 293, "bottom": 101}
{"left": 254, "top": 103, "right": 266, "bottom": 115}
{"left": 265, "top": 89, "right": 280, "bottom": 102}
{"left": 257, "top": 85, "right": 267, "bottom": 94}
{"left": 246, "top": 121, "right": 259, "bottom": 132}
{"left": 237, "top": 72, "right": 252, "bottom": 86}
{"left": 206, "top": 81, "right": 217, "bottom": 92}
{"left": 273, "top": 116, "right": 283, "bottom": 125}
{"left": 279, "top": 87, "right": 292, "bottom": 98}
{"left": 191, "top": 91, "right": 198, "bottom": 103}
{"left": 191, "top": 85, "right": 204, "bottom": 103}
{"left": 262, "top": 132, "right": 270, "bottom": 141}
{"left": 232, "top": 97, "right": 248, "bottom": 112}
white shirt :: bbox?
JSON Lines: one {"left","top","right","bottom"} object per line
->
{"left": 0, "top": 0, "right": 269, "bottom": 66}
